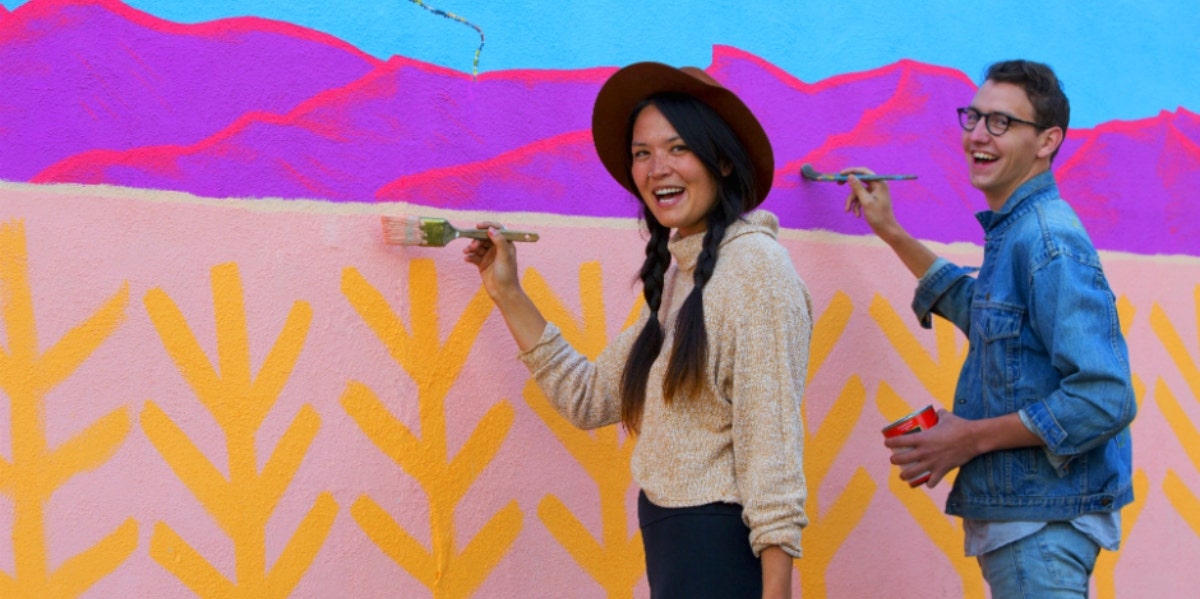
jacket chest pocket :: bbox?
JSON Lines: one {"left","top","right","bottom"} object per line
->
{"left": 971, "top": 303, "right": 1024, "bottom": 409}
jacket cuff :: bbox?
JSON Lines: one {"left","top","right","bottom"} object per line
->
{"left": 912, "top": 258, "right": 969, "bottom": 328}
{"left": 1019, "top": 404, "right": 1072, "bottom": 476}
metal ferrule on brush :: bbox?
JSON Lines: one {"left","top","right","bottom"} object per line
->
{"left": 418, "top": 217, "right": 451, "bottom": 247}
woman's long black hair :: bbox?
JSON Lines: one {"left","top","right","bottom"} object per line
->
{"left": 618, "top": 92, "right": 758, "bottom": 433}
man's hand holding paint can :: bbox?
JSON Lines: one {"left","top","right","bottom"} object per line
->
{"left": 881, "top": 405, "right": 939, "bottom": 487}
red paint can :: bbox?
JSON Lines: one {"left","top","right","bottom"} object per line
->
{"left": 881, "top": 405, "right": 939, "bottom": 487}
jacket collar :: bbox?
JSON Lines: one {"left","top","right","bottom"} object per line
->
{"left": 975, "top": 170, "right": 1058, "bottom": 233}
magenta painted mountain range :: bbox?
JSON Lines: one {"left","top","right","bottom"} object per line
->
{"left": 4, "top": 0, "right": 1198, "bottom": 256}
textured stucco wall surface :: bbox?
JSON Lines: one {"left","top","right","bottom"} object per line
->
{"left": 2, "top": 182, "right": 1197, "bottom": 597}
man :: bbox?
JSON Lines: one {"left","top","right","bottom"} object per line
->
{"left": 843, "top": 59, "right": 1136, "bottom": 598}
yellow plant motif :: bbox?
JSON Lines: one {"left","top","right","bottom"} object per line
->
{"left": 869, "top": 293, "right": 965, "bottom": 401}
{"left": 341, "top": 260, "right": 520, "bottom": 598}
{"left": 0, "top": 220, "right": 137, "bottom": 598}
{"left": 1150, "top": 286, "right": 1200, "bottom": 537}
{"left": 142, "top": 262, "right": 336, "bottom": 598}
{"left": 1094, "top": 296, "right": 1147, "bottom": 599}
{"left": 797, "top": 291, "right": 877, "bottom": 598}
{"left": 870, "top": 294, "right": 982, "bottom": 598}
{"left": 521, "top": 263, "right": 645, "bottom": 598}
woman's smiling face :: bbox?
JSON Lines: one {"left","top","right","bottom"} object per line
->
{"left": 629, "top": 104, "right": 721, "bottom": 238}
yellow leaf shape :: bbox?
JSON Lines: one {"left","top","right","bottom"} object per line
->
{"left": 1149, "top": 289, "right": 1200, "bottom": 554}
{"left": 538, "top": 494, "right": 643, "bottom": 597}
{"left": 339, "top": 382, "right": 431, "bottom": 481}
{"left": 342, "top": 261, "right": 521, "bottom": 597}
{"left": 267, "top": 492, "right": 338, "bottom": 596}
{"left": 806, "top": 376, "right": 867, "bottom": 510}
{"left": 537, "top": 494, "right": 607, "bottom": 573}
{"left": 140, "top": 402, "right": 231, "bottom": 525}
{"left": 0, "top": 219, "right": 136, "bottom": 597}
{"left": 350, "top": 496, "right": 437, "bottom": 588}
{"left": 1155, "top": 378, "right": 1200, "bottom": 479}
{"left": 521, "top": 263, "right": 645, "bottom": 597}
{"left": 342, "top": 261, "right": 492, "bottom": 412}
{"left": 1150, "top": 296, "right": 1200, "bottom": 402}
{"left": 869, "top": 293, "right": 967, "bottom": 401}
{"left": 524, "top": 263, "right": 608, "bottom": 359}
{"left": 809, "top": 291, "right": 852, "bottom": 384}
{"left": 885, "top": 474, "right": 984, "bottom": 598}
{"left": 44, "top": 407, "right": 132, "bottom": 500}
{"left": 143, "top": 262, "right": 332, "bottom": 598}
{"left": 1163, "top": 470, "right": 1200, "bottom": 536}
{"left": 446, "top": 403, "right": 516, "bottom": 503}
{"left": 1116, "top": 295, "right": 1135, "bottom": 337}
{"left": 796, "top": 468, "right": 874, "bottom": 599}
{"left": 523, "top": 379, "right": 635, "bottom": 486}
{"left": 150, "top": 522, "right": 236, "bottom": 598}
{"left": 797, "top": 375, "right": 874, "bottom": 598}
{"left": 789, "top": 293, "right": 872, "bottom": 597}
{"left": 442, "top": 501, "right": 523, "bottom": 598}
{"left": 48, "top": 518, "right": 138, "bottom": 598}
{"left": 261, "top": 406, "right": 325, "bottom": 506}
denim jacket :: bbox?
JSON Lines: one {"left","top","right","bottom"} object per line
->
{"left": 913, "top": 171, "right": 1136, "bottom": 521}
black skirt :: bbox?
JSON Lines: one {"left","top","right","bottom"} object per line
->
{"left": 637, "top": 490, "right": 762, "bottom": 598}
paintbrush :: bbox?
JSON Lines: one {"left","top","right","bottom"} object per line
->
{"left": 800, "top": 163, "right": 917, "bottom": 182}
{"left": 381, "top": 215, "right": 539, "bottom": 247}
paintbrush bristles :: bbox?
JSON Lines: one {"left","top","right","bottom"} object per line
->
{"left": 381, "top": 215, "right": 433, "bottom": 246}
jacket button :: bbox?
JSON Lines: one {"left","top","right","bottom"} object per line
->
{"left": 1100, "top": 497, "right": 1113, "bottom": 507}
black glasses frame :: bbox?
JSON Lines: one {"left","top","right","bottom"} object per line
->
{"left": 957, "top": 107, "right": 1045, "bottom": 136}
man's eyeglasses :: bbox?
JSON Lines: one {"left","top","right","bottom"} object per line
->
{"left": 957, "top": 107, "right": 1045, "bottom": 136}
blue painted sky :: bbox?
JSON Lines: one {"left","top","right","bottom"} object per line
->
{"left": 4, "top": 0, "right": 1197, "bottom": 127}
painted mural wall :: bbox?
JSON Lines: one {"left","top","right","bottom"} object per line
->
{"left": 1, "top": 1, "right": 1199, "bottom": 597}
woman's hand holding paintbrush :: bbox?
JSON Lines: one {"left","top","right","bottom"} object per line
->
{"left": 382, "top": 215, "right": 539, "bottom": 247}
{"left": 462, "top": 221, "right": 547, "bottom": 351}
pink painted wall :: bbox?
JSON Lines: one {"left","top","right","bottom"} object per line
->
{"left": 2, "top": 1, "right": 1199, "bottom": 597}
{"left": 2, "top": 182, "right": 1198, "bottom": 597}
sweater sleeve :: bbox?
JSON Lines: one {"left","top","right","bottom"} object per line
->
{"left": 518, "top": 315, "right": 646, "bottom": 430}
{"left": 725, "top": 245, "right": 811, "bottom": 557}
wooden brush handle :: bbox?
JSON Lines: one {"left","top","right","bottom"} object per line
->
{"left": 459, "top": 229, "right": 539, "bottom": 242}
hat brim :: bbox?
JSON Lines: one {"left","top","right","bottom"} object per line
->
{"left": 591, "top": 62, "right": 774, "bottom": 209}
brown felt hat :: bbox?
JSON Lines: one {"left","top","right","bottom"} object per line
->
{"left": 591, "top": 62, "right": 774, "bottom": 208}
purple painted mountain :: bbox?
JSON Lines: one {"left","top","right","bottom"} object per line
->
{"left": 1057, "top": 109, "right": 1200, "bottom": 251}
{"left": 371, "top": 49, "right": 1200, "bottom": 256}
{"left": 0, "top": 0, "right": 379, "bottom": 180}
{"left": 36, "top": 56, "right": 614, "bottom": 201}
{"left": 10, "top": 1, "right": 1197, "bottom": 256}
{"left": 374, "top": 53, "right": 973, "bottom": 225}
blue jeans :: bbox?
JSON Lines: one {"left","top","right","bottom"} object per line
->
{"left": 976, "top": 522, "right": 1100, "bottom": 598}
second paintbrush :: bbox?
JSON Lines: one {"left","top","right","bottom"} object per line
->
{"left": 382, "top": 215, "right": 539, "bottom": 247}
{"left": 800, "top": 163, "right": 917, "bottom": 182}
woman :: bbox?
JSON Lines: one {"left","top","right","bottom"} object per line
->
{"left": 464, "top": 62, "right": 811, "bottom": 598}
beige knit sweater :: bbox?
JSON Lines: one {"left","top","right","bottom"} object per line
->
{"left": 519, "top": 210, "right": 811, "bottom": 557}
